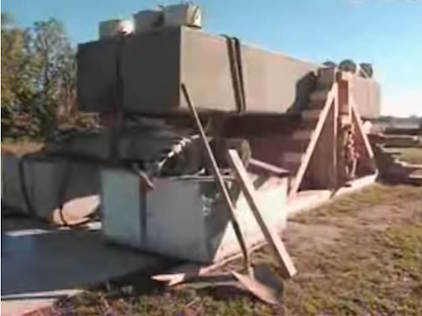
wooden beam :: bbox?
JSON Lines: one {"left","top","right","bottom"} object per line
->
{"left": 152, "top": 240, "right": 267, "bottom": 286}
{"left": 306, "top": 104, "right": 336, "bottom": 189}
{"left": 350, "top": 97, "right": 375, "bottom": 159}
{"left": 350, "top": 96, "right": 378, "bottom": 174}
{"left": 333, "top": 92, "right": 339, "bottom": 189}
{"left": 227, "top": 149, "right": 297, "bottom": 278}
{"left": 181, "top": 84, "right": 250, "bottom": 268}
{"left": 290, "top": 84, "right": 338, "bottom": 196}
{"left": 249, "top": 158, "right": 290, "bottom": 177}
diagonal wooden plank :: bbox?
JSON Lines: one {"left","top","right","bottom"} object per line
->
{"left": 227, "top": 149, "right": 297, "bottom": 278}
{"left": 349, "top": 96, "right": 378, "bottom": 174}
{"left": 305, "top": 104, "right": 337, "bottom": 189}
{"left": 289, "top": 84, "right": 338, "bottom": 196}
{"left": 181, "top": 84, "right": 250, "bottom": 268}
{"left": 350, "top": 96, "right": 375, "bottom": 159}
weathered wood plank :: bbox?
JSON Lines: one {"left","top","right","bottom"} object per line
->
{"left": 290, "top": 84, "right": 338, "bottom": 196}
{"left": 182, "top": 84, "right": 250, "bottom": 267}
{"left": 227, "top": 149, "right": 297, "bottom": 278}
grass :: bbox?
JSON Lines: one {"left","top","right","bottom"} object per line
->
{"left": 281, "top": 184, "right": 422, "bottom": 315}
{"left": 293, "top": 183, "right": 422, "bottom": 220}
{"left": 284, "top": 218, "right": 422, "bottom": 315}
{"left": 53, "top": 184, "right": 422, "bottom": 316}
{"left": 395, "top": 147, "right": 422, "bottom": 165}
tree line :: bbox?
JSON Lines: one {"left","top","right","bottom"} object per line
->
{"left": 2, "top": 12, "right": 78, "bottom": 140}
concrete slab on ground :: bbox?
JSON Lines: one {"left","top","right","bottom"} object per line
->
{"left": 1, "top": 217, "right": 169, "bottom": 316}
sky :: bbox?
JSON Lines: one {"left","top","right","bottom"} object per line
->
{"left": 2, "top": 0, "right": 422, "bottom": 116}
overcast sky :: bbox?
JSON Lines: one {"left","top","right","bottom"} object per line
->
{"left": 3, "top": 0, "right": 422, "bottom": 116}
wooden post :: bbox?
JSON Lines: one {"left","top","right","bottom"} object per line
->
{"left": 332, "top": 90, "right": 339, "bottom": 189}
{"left": 181, "top": 84, "right": 250, "bottom": 269}
{"left": 337, "top": 71, "right": 352, "bottom": 119}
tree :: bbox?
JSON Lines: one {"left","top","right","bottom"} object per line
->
{"left": 30, "top": 18, "right": 76, "bottom": 132}
{"left": 1, "top": 13, "right": 40, "bottom": 137}
{"left": 1, "top": 14, "right": 77, "bottom": 138}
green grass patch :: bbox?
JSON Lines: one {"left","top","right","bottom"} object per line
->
{"left": 395, "top": 147, "right": 422, "bottom": 164}
{"left": 293, "top": 183, "right": 422, "bottom": 221}
{"left": 283, "top": 223, "right": 422, "bottom": 315}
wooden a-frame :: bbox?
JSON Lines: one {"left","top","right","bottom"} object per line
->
{"left": 289, "top": 71, "right": 377, "bottom": 196}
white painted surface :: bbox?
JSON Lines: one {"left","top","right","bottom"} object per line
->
{"left": 98, "top": 19, "right": 134, "bottom": 39}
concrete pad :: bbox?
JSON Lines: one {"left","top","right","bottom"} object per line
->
{"left": 1, "top": 218, "right": 168, "bottom": 316}
{"left": 286, "top": 173, "right": 377, "bottom": 217}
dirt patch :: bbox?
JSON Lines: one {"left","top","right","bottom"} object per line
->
{"left": 280, "top": 185, "right": 422, "bottom": 315}
{"left": 52, "top": 184, "right": 422, "bottom": 316}
{"left": 283, "top": 222, "right": 343, "bottom": 255}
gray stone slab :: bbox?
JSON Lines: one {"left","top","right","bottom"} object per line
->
{"left": 77, "top": 39, "right": 120, "bottom": 113}
{"left": 77, "top": 26, "right": 381, "bottom": 117}
{"left": 1, "top": 218, "right": 167, "bottom": 315}
{"left": 2, "top": 155, "right": 100, "bottom": 219}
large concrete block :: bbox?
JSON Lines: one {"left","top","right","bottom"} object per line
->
{"left": 45, "top": 123, "right": 191, "bottom": 163}
{"left": 101, "top": 168, "right": 288, "bottom": 263}
{"left": 2, "top": 155, "right": 100, "bottom": 219}
{"left": 77, "top": 39, "right": 120, "bottom": 112}
{"left": 77, "top": 26, "right": 381, "bottom": 117}
{"left": 122, "top": 27, "right": 181, "bottom": 113}
{"left": 78, "top": 27, "right": 318, "bottom": 114}
{"left": 240, "top": 46, "right": 317, "bottom": 113}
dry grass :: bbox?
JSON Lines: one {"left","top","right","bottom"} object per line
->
{"left": 283, "top": 184, "right": 422, "bottom": 315}
{"left": 54, "top": 184, "right": 422, "bottom": 316}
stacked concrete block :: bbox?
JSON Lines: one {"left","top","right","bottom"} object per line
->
{"left": 101, "top": 168, "right": 288, "bottom": 263}
{"left": 77, "top": 26, "right": 381, "bottom": 117}
{"left": 2, "top": 155, "right": 100, "bottom": 219}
